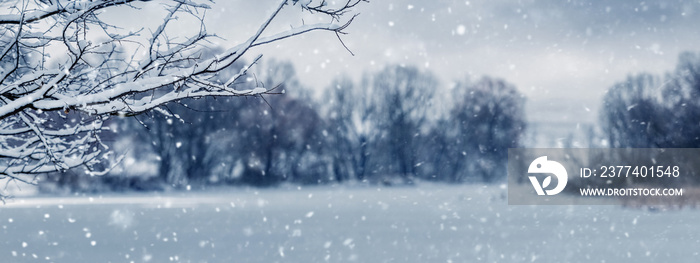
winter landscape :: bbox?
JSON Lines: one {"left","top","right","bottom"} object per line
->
{"left": 2, "top": 0, "right": 700, "bottom": 262}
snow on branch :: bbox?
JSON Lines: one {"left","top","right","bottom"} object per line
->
{"left": 0, "top": 0, "right": 146, "bottom": 25}
{"left": 0, "top": 0, "right": 365, "bottom": 195}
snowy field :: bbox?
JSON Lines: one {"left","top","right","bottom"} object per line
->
{"left": 1, "top": 184, "right": 699, "bottom": 263}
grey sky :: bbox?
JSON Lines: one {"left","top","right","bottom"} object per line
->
{"left": 132, "top": 0, "right": 700, "bottom": 135}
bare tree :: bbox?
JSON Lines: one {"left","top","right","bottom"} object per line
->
{"left": 324, "top": 75, "right": 375, "bottom": 182}
{"left": 370, "top": 65, "right": 437, "bottom": 183}
{"left": 601, "top": 73, "right": 665, "bottom": 148}
{"left": 448, "top": 77, "right": 526, "bottom": 182}
{"left": 0, "top": 0, "right": 365, "bottom": 197}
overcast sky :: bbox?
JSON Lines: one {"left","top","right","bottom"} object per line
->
{"left": 133, "top": 0, "right": 700, "bottom": 133}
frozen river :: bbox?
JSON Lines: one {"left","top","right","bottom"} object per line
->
{"left": 1, "top": 184, "right": 698, "bottom": 262}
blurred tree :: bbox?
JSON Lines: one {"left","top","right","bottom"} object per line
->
{"left": 226, "top": 60, "right": 329, "bottom": 186}
{"left": 600, "top": 52, "right": 700, "bottom": 185}
{"left": 602, "top": 52, "right": 700, "bottom": 149}
{"left": 323, "top": 76, "right": 376, "bottom": 182}
{"left": 369, "top": 65, "right": 437, "bottom": 183}
{"left": 601, "top": 74, "right": 666, "bottom": 148}
{"left": 447, "top": 77, "right": 526, "bottom": 182}
{"left": 662, "top": 52, "right": 700, "bottom": 148}
{"left": 415, "top": 118, "right": 453, "bottom": 181}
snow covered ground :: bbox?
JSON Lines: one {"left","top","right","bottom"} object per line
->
{"left": 1, "top": 184, "right": 699, "bottom": 262}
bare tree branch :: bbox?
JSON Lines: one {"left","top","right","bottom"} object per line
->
{"left": 0, "top": 0, "right": 365, "bottom": 196}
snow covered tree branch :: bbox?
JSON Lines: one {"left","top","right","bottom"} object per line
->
{"left": 0, "top": 0, "right": 364, "bottom": 196}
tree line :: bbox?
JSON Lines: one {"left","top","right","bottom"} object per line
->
{"left": 41, "top": 59, "right": 527, "bottom": 192}
{"left": 41, "top": 49, "right": 700, "bottom": 193}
